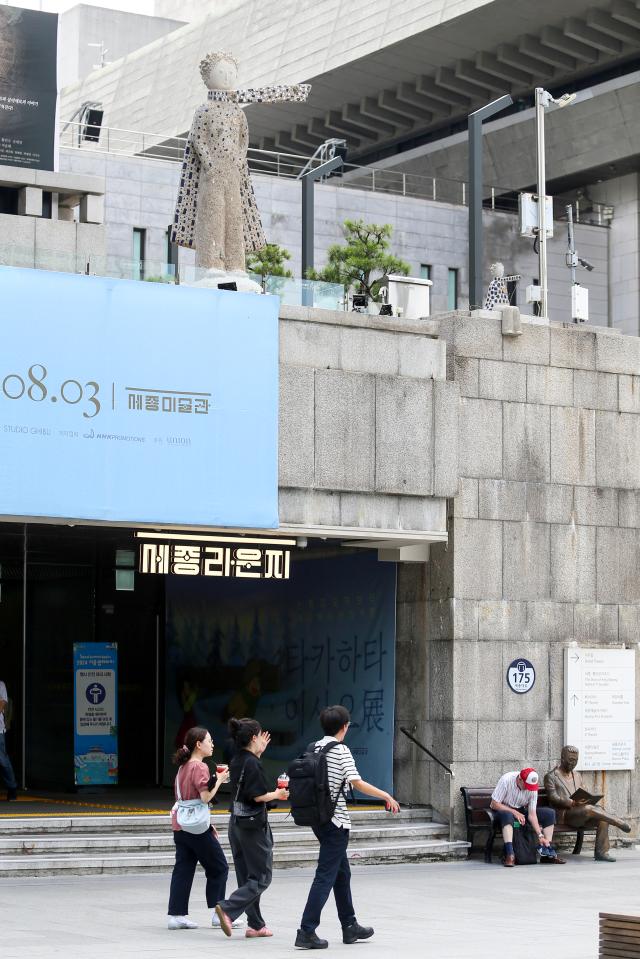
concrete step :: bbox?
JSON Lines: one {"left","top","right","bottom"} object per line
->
{"left": 0, "top": 821, "right": 448, "bottom": 856}
{"left": 0, "top": 838, "right": 469, "bottom": 877}
{"left": 0, "top": 807, "right": 468, "bottom": 876}
{"left": 0, "top": 806, "right": 434, "bottom": 836}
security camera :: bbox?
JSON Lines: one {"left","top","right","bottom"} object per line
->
{"left": 578, "top": 257, "right": 594, "bottom": 272}
{"left": 555, "top": 92, "right": 577, "bottom": 108}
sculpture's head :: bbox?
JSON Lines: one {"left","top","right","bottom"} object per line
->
{"left": 560, "top": 745, "right": 579, "bottom": 771}
{"left": 199, "top": 51, "right": 239, "bottom": 91}
{"left": 490, "top": 261, "right": 505, "bottom": 278}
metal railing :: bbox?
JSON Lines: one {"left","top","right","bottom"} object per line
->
{"left": 399, "top": 727, "right": 454, "bottom": 778}
{"left": 58, "top": 120, "right": 613, "bottom": 225}
{"left": 58, "top": 120, "right": 516, "bottom": 211}
{"left": 399, "top": 726, "right": 456, "bottom": 842}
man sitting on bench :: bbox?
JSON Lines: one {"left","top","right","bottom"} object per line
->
{"left": 490, "top": 767, "right": 566, "bottom": 867}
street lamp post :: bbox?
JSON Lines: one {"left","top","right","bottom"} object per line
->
{"left": 535, "top": 88, "right": 550, "bottom": 320}
{"left": 534, "top": 87, "right": 576, "bottom": 319}
{"left": 300, "top": 155, "right": 344, "bottom": 307}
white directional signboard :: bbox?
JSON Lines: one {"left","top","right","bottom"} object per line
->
{"left": 564, "top": 648, "right": 635, "bottom": 771}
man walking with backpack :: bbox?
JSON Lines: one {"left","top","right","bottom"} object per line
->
{"left": 292, "top": 705, "right": 399, "bottom": 950}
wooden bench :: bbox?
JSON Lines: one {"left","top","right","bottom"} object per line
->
{"left": 460, "top": 785, "right": 596, "bottom": 862}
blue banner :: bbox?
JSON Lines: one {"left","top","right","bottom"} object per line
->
{"left": 73, "top": 643, "right": 118, "bottom": 786}
{"left": 164, "top": 552, "right": 397, "bottom": 793}
{"left": 0, "top": 267, "right": 279, "bottom": 528}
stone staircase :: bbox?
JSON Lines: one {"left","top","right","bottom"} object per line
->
{"left": 0, "top": 807, "right": 469, "bottom": 877}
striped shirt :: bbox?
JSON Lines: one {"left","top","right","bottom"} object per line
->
{"left": 314, "top": 736, "right": 360, "bottom": 829}
{"left": 492, "top": 771, "right": 538, "bottom": 812}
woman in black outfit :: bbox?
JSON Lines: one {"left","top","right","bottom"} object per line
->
{"left": 214, "top": 718, "right": 289, "bottom": 939}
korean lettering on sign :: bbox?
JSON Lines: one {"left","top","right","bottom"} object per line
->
{"left": 139, "top": 541, "right": 293, "bottom": 580}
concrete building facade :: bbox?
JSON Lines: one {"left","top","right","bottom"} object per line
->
{"left": 394, "top": 313, "right": 640, "bottom": 835}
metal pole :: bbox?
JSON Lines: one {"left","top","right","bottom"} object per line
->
{"left": 468, "top": 94, "right": 513, "bottom": 310}
{"left": 566, "top": 204, "right": 577, "bottom": 287}
{"left": 155, "top": 613, "right": 160, "bottom": 785}
{"left": 300, "top": 155, "right": 344, "bottom": 305}
{"left": 21, "top": 524, "right": 27, "bottom": 790}
{"left": 301, "top": 175, "right": 314, "bottom": 281}
{"left": 468, "top": 113, "right": 482, "bottom": 308}
{"left": 535, "top": 87, "right": 548, "bottom": 319}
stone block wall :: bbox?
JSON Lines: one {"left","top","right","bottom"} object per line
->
{"left": 395, "top": 313, "right": 640, "bottom": 833}
{"left": 277, "top": 304, "right": 458, "bottom": 537}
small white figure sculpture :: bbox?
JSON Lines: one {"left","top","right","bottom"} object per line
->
{"left": 172, "top": 52, "right": 310, "bottom": 289}
{"left": 483, "top": 262, "right": 522, "bottom": 336}
{"left": 484, "top": 261, "right": 510, "bottom": 310}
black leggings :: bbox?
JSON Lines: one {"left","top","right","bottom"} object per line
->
{"left": 167, "top": 826, "right": 229, "bottom": 916}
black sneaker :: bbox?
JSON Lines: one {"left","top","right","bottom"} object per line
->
{"left": 343, "top": 923, "right": 374, "bottom": 944}
{"left": 6, "top": 789, "right": 17, "bottom": 802}
{"left": 295, "top": 929, "right": 328, "bottom": 949}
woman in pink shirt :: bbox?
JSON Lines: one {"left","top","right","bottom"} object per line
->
{"left": 167, "top": 725, "right": 231, "bottom": 930}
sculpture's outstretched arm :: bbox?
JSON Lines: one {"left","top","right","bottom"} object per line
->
{"left": 237, "top": 83, "right": 311, "bottom": 104}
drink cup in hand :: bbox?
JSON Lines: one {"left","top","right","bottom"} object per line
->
{"left": 216, "top": 764, "right": 229, "bottom": 782}
{"left": 277, "top": 772, "right": 289, "bottom": 790}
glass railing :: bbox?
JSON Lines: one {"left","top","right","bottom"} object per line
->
{"left": 0, "top": 247, "right": 346, "bottom": 310}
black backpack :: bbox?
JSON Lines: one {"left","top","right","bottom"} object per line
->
{"left": 511, "top": 823, "right": 538, "bottom": 865}
{"left": 287, "top": 741, "right": 346, "bottom": 828}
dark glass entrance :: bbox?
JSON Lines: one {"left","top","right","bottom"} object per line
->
{"left": 0, "top": 522, "right": 164, "bottom": 792}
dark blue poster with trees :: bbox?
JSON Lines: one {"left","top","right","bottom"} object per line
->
{"left": 164, "top": 550, "right": 396, "bottom": 794}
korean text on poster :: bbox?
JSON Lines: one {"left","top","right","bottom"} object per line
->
{"left": 73, "top": 642, "right": 118, "bottom": 786}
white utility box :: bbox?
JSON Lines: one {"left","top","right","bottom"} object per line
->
{"left": 571, "top": 284, "right": 589, "bottom": 322}
{"left": 525, "top": 284, "right": 542, "bottom": 304}
{"left": 519, "top": 192, "right": 554, "bottom": 238}
{"left": 381, "top": 274, "right": 432, "bottom": 319}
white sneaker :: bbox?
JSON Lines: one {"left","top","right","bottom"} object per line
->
{"left": 212, "top": 914, "right": 246, "bottom": 929}
{"left": 168, "top": 915, "right": 198, "bottom": 930}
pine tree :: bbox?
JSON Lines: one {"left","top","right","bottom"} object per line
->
{"left": 306, "top": 219, "right": 410, "bottom": 301}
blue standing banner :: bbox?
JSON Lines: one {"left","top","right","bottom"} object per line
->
{"left": 73, "top": 643, "right": 118, "bottom": 786}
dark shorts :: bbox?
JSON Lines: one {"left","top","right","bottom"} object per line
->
{"left": 493, "top": 805, "right": 556, "bottom": 829}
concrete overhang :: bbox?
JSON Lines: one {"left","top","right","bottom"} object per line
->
{"left": 365, "top": 69, "right": 640, "bottom": 195}
{"left": 0, "top": 165, "right": 105, "bottom": 197}
{"left": 58, "top": 0, "right": 640, "bottom": 168}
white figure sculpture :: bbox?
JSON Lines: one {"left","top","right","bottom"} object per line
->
{"left": 484, "top": 262, "right": 510, "bottom": 310}
{"left": 172, "top": 52, "right": 310, "bottom": 290}
{"left": 484, "top": 261, "right": 522, "bottom": 336}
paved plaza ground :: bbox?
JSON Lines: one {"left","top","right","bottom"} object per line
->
{"left": 2, "top": 850, "right": 640, "bottom": 958}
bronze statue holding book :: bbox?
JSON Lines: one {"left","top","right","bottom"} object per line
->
{"left": 544, "top": 745, "right": 631, "bottom": 862}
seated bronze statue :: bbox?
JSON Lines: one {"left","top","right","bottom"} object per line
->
{"left": 544, "top": 745, "right": 631, "bottom": 862}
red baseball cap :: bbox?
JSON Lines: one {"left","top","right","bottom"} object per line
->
{"left": 519, "top": 768, "right": 539, "bottom": 791}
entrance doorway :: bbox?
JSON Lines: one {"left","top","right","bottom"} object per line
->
{"left": 0, "top": 522, "right": 163, "bottom": 793}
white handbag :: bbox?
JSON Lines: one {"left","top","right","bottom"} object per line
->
{"left": 173, "top": 767, "right": 211, "bottom": 835}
